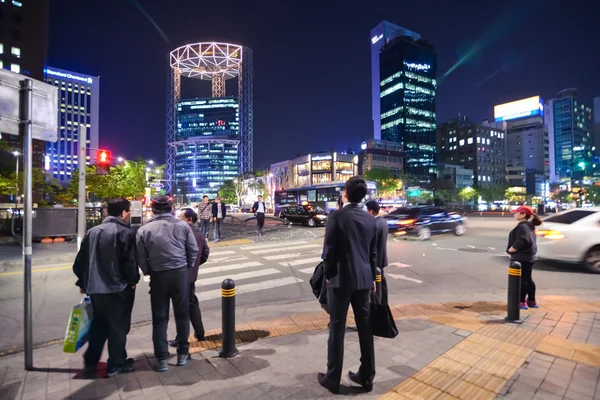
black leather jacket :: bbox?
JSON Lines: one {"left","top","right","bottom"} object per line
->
{"left": 73, "top": 217, "right": 140, "bottom": 294}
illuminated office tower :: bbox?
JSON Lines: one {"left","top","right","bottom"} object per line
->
{"left": 44, "top": 66, "right": 100, "bottom": 182}
{"left": 379, "top": 31, "right": 437, "bottom": 182}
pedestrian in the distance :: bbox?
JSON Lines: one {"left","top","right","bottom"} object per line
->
{"left": 212, "top": 196, "right": 226, "bottom": 242}
{"left": 318, "top": 177, "right": 377, "bottom": 394}
{"left": 73, "top": 198, "right": 139, "bottom": 377}
{"left": 168, "top": 208, "right": 210, "bottom": 347}
{"left": 507, "top": 205, "right": 542, "bottom": 310}
{"left": 198, "top": 195, "right": 212, "bottom": 239}
{"left": 366, "top": 200, "right": 389, "bottom": 305}
{"left": 252, "top": 195, "right": 266, "bottom": 236}
{"left": 136, "top": 195, "right": 199, "bottom": 372}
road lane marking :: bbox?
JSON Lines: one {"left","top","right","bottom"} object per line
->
{"left": 388, "top": 262, "right": 411, "bottom": 268}
{"left": 263, "top": 250, "right": 321, "bottom": 260}
{"left": 250, "top": 244, "right": 321, "bottom": 255}
{"left": 0, "top": 265, "right": 71, "bottom": 277}
{"left": 208, "top": 250, "right": 237, "bottom": 256}
{"left": 196, "top": 268, "right": 280, "bottom": 287}
{"left": 239, "top": 241, "right": 307, "bottom": 251}
{"left": 467, "top": 245, "right": 476, "bottom": 248}
{"left": 204, "top": 256, "right": 249, "bottom": 264}
{"left": 386, "top": 273, "right": 423, "bottom": 284}
{"left": 279, "top": 257, "right": 323, "bottom": 267}
{"left": 198, "top": 261, "right": 263, "bottom": 276}
{"left": 196, "top": 276, "right": 304, "bottom": 302}
{"left": 298, "top": 267, "right": 315, "bottom": 274}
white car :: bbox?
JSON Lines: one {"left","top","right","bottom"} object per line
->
{"left": 536, "top": 208, "right": 600, "bottom": 273}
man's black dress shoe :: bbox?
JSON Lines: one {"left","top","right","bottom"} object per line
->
{"left": 317, "top": 372, "right": 339, "bottom": 394}
{"left": 348, "top": 371, "right": 373, "bottom": 392}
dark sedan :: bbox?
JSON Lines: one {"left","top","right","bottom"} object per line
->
{"left": 384, "top": 206, "right": 467, "bottom": 240}
{"left": 279, "top": 204, "right": 328, "bottom": 227}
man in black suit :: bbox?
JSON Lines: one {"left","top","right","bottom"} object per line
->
{"left": 366, "top": 200, "right": 389, "bottom": 305}
{"left": 251, "top": 195, "right": 266, "bottom": 236}
{"left": 318, "top": 177, "right": 377, "bottom": 394}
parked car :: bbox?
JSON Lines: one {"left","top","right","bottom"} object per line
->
{"left": 383, "top": 206, "right": 467, "bottom": 240}
{"left": 279, "top": 204, "right": 328, "bottom": 227}
{"left": 536, "top": 207, "right": 600, "bottom": 273}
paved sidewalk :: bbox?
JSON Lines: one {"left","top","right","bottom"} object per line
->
{"left": 1, "top": 299, "right": 600, "bottom": 400}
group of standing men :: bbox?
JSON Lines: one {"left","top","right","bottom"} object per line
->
{"left": 73, "top": 195, "right": 210, "bottom": 376}
{"left": 197, "top": 195, "right": 227, "bottom": 242}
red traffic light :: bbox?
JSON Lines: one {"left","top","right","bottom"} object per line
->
{"left": 96, "top": 149, "right": 111, "bottom": 175}
{"left": 98, "top": 150, "right": 111, "bottom": 164}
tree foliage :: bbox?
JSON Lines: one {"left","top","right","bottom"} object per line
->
{"left": 218, "top": 180, "right": 238, "bottom": 205}
{"left": 458, "top": 187, "right": 478, "bottom": 203}
{"left": 479, "top": 184, "right": 509, "bottom": 202}
{"left": 551, "top": 190, "right": 574, "bottom": 204}
{"left": 364, "top": 169, "right": 401, "bottom": 197}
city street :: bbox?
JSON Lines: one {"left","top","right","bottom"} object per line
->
{"left": 1, "top": 218, "right": 599, "bottom": 353}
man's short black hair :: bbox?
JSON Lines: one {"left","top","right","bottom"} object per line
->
{"left": 365, "top": 200, "right": 380, "bottom": 214}
{"left": 151, "top": 195, "right": 173, "bottom": 214}
{"left": 180, "top": 208, "right": 198, "bottom": 223}
{"left": 203, "top": 195, "right": 208, "bottom": 199}
{"left": 258, "top": 195, "right": 263, "bottom": 198}
{"left": 343, "top": 177, "right": 368, "bottom": 204}
{"left": 107, "top": 198, "right": 131, "bottom": 217}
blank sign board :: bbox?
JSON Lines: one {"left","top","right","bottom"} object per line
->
{"left": 0, "top": 69, "right": 58, "bottom": 142}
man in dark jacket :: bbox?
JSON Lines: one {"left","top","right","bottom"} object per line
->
{"left": 211, "top": 196, "right": 227, "bottom": 242}
{"left": 366, "top": 200, "right": 389, "bottom": 304}
{"left": 169, "top": 208, "right": 210, "bottom": 347}
{"left": 251, "top": 195, "right": 266, "bottom": 236}
{"left": 73, "top": 198, "right": 140, "bottom": 377}
{"left": 318, "top": 177, "right": 377, "bottom": 394}
{"left": 136, "top": 195, "right": 199, "bottom": 372}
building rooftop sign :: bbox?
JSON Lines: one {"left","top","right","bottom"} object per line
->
{"left": 44, "top": 68, "right": 93, "bottom": 84}
{"left": 494, "top": 96, "right": 543, "bottom": 122}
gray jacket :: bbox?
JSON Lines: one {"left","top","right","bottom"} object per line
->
{"left": 136, "top": 213, "right": 199, "bottom": 275}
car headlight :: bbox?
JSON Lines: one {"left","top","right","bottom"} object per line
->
{"left": 317, "top": 215, "right": 327, "bottom": 219}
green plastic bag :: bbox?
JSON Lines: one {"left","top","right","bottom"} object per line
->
{"left": 63, "top": 298, "right": 93, "bottom": 353}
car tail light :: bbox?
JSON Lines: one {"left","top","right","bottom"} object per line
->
{"left": 398, "top": 219, "right": 416, "bottom": 226}
{"left": 394, "top": 231, "right": 407, "bottom": 236}
{"left": 537, "top": 229, "right": 565, "bottom": 240}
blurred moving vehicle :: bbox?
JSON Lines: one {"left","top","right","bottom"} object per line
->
{"left": 279, "top": 204, "right": 328, "bottom": 227}
{"left": 384, "top": 206, "right": 467, "bottom": 240}
{"left": 536, "top": 208, "right": 600, "bottom": 273}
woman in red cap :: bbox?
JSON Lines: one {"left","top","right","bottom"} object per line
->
{"left": 507, "top": 205, "right": 543, "bottom": 309}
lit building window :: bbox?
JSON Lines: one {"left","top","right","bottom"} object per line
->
{"left": 13, "top": 1, "right": 23, "bottom": 6}
{"left": 11, "top": 63, "right": 20, "bottom": 73}
{"left": 11, "top": 47, "right": 21, "bottom": 57}
{"left": 468, "top": 138, "right": 474, "bottom": 144}
{"left": 459, "top": 139, "right": 465, "bottom": 146}
{"left": 0, "top": 61, "right": 3, "bottom": 69}
{"left": 0, "top": 43, "right": 3, "bottom": 54}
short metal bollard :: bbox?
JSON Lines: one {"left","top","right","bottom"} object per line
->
{"left": 219, "top": 279, "right": 239, "bottom": 358}
{"left": 374, "top": 268, "right": 382, "bottom": 304}
{"left": 506, "top": 261, "right": 523, "bottom": 324}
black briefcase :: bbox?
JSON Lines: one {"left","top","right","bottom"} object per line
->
{"left": 369, "top": 294, "right": 398, "bottom": 339}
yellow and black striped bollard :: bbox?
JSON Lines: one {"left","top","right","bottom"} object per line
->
{"left": 506, "top": 261, "right": 523, "bottom": 324}
{"left": 374, "top": 268, "right": 382, "bottom": 304}
{"left": 219, "top": 279, "right": 239, "bottom": 358}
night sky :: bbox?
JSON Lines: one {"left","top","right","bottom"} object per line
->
{"left": 48, "top": 0, "right": 600, "bottom": 169}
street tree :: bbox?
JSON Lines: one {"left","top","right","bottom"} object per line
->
{"left": 218, "top": 180, "right": 238, "bottom": 205}
{"left": 551, "top": 190, "right": 574, "bottom": 204}
{"left": 364, "top": 168, "right": 401, "bottom": 197}
{"left": 586, "top": 186, "right": 600, "bottom": 205}
{"left": 479, "top": 184, "right": 509, "bottom": 203}
{"left": 458, "top": 187, "right": 478, "bottom": 206}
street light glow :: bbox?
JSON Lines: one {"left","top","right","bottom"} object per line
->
{"left": 148, "top": 160, "right": 154, "bottom": 165}
{"left": 12, "top": 151, "right": 20, "bottom": 156}
{"left": 117, "top": 157, "right": 124, "bottom": 162}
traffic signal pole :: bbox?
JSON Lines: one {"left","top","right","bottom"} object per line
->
{"left": 77, "top": 126, "right": 87, "bottom": 250}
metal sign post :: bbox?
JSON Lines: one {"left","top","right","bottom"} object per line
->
{"left": 0, "top": 69, "right": 58, "bottom": 371}
{"left": 77, "top": 126, "right": 87, "bottom": 250}
{"left": 20, "top": 79, "right": 34, "bottom": 370}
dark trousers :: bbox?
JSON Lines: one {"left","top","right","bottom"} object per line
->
{"left": 381, "top": 270, "right": 389, "bottom": 305}
{"left": 200, "top": 219, "right": 211, "bottom": 238}
{"left": 520, "top": 261, "right": 536, "bottom": 303}
{"left": 324, "top": 286, "right": 375, "bottom": 386}
{"left": 256, "top": 213, "right": 265, "bottom": 232}
{"left": 213, "top": 218, "right": 223, "bottom": 240}
{"left": 84, "top": 286, "right": 135, "bottom": 368}
{"left": 150, "top": 269, "right": 190, "bottom": 360}
{"left": 176, "top": 283, "right": 205, "bottom": 340}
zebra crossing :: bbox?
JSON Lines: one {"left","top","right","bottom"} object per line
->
{"left": 194, "top": 240, "right": 323, "bottom": 302}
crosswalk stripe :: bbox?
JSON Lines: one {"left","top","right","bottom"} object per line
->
{"left": 198, "top": 261, "right": 263, "bottom": 276}
{"left": 298, "top": 267, "right": 315, "bottom": 274}
{"left": 208, "top": 250, "right": 237, "bottom": 256}
{"left": 204, "top": 256, "right": 249, "bottom": 265}
{"left": 196, "top": 277, "right": 305, "bottom": 302}
{"left": 250, "top": 244, "right": 321, "bottom": 255}
{"left": 239, "top": 241, "right": 307, "bottom": 251}
{"left": 196, "top": 268, "right": 280, "bottom": 287}
{"left": 279, "top": 257, "right": 322, "bottom": 267}
{"left": 263, "top": 250, "right": 321, "bottom": 261}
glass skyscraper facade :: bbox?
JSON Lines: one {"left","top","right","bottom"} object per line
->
{"left": 44, "top": 66, "right": 100, "bottom": 183}
{"left": 548, "top": 89, "right": 593, "bottom": 181}
{"left": 174, "top": 97, "right": 239, "bottom": 201}
{"left": 379, "top": 34, "right": 437, "bottom": 182}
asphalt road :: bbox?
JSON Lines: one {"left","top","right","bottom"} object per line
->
{"left": 1, "top": 217, "right": 599, "bottom": 353}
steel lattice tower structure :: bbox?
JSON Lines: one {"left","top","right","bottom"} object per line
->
{"left": 164, "top": 42, "right": 253, "bottom": 194}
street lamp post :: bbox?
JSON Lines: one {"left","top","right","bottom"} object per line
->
{"left": 13, "top": 151, "right": 20, "bottom": 206}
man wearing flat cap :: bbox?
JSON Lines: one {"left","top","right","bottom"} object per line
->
{"left": 136, "top": 195, "right": 199, "bottom": 372}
